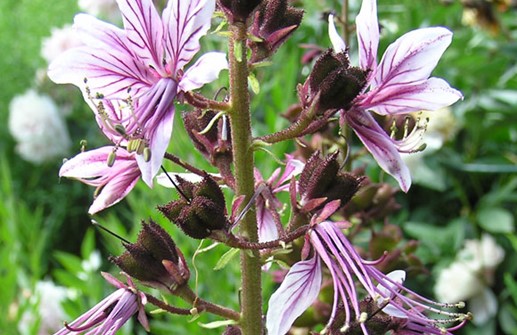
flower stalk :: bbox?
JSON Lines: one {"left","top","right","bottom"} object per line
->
{"left": 228, "top": 21, "right": 263, "bottom": 335}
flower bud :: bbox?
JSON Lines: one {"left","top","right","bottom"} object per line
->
{"left": 249, "top": 0, "right": 303, "bottom": 63}
{"left": 158, "top": 174, "right": 228, "bottom": 239}
{"left": 182, "top": 109, "right": 232, "bottom": 166}
{"left": 110, "top": 220, "right": 189, "bottom": 291}
{"left": 218, "top": 0, "right": 262, "bottom": 23}
{"left": 305, "top": 49, "right": 367, "bottom": 113}
{"left": 299, "top": 151, "right": 362, "bottom": 209}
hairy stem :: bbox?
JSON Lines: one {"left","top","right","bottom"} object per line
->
{"left": 228, "top": 22, "right": 263, "bottom": 335}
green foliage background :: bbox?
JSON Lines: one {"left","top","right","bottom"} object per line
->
{"left": 1, "top": 0, "right": 516, "bottom": 334}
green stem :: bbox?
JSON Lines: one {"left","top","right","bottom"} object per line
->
{"left": 227, "top": 22, "right": 263, "bottom": 335}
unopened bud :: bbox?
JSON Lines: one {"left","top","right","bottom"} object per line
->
{"left": 299, "top": 151, "right": 362, "bottom": 209}
{"left": 218, "top": 0, "right": 262, "bottom": 23}
{"left": 110, "top": 220, "right": 189, "bottom": 291}
{"left": 159, "top": 175, "right": 228, "bottom": 239}
{"left": 306, "top": 50, "right": 367, "bottom": 113}
{"left": 248, "top": 0, "right": 303, "bottom": 63}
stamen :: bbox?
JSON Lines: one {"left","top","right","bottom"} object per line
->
{"left": 80, "top": 139, "right": 87, "bottom": 152}
{"left": 107, "top": 147, "right": 117, "bottom": 167}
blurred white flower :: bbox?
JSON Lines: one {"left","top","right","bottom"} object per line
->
{"left": 78, "top": 0, "right": 120, "bottom": 21}
{"left": 434, "top": 234, "right": 504, "bottom": 325}
{"left": 18, "top": 280, "right": 70, "bottom": 335}
{"left": 8, "top": 89, "right": 71, "bottom": 164}
{"left": 41, "top": 25, "right": 83, "bottom": 64}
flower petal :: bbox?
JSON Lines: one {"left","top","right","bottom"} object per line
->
{"left": 356, "top": 0, "right": 379, "bottom": 72}
{"left": 162, "top": 0, "right": 215, "bottom": 72}
{"left": 345, "top": 110, "right": 411, "bottom": 191}
{"left": 266, "top": 256, "right": 322, "bottom": 335}
{"left": 328, "top": 14, "right": 346, "bottom": 53}
{"left": 373, "top": 27, "right": 453, "bottom": 91}
{"left": 256, "top": 201, "right": 279, "bottom": 243}
{"left": 363, "top": 77, "right": 463, "bottom": 115}
{"left": 116, "top": 0, "right": 164, "bottom": 73}
{"left": 137, "top": 102, "right": 175, "bottom": 187}
{"left": 48, "top": 46, "right": 151, "bottom": 99}
{"left": 89, "top": 164, "right": 140, "bottom": 214}
{"left": 179, "top": 52, "right": 228, "bottom": 92}
{"left": 48, "top": 14, "right": 153, "bottom": 99}
{"left": 60, "top": 146, "right": 117, "bottom": 181}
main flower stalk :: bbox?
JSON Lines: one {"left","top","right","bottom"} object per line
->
{"left": 228, "top": 22, "right": 263, "bottom": 335}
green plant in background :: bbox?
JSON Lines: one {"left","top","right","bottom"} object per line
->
{"left": 1, "top": 0, "right": 516, "bottom": 335}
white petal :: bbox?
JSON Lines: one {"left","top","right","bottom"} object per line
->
{"left": 345, "top": 111, "right": 412, "bottom": 192}
{"left": 266, "top": 257, "right": 322, "bottom": 335}
{"left": 163, "top": 0, "right": 215, "bottom": 72}
{"left": 116, "top": 0, "right": 164, "bottom": 72}
{"left": 373, "top": 27, "right": 453, "bottom": 90}
{"left": 356, "top": 0, "right": 379, "bottom": 71}
{"left": 328, "top": 14, "right": 346, "bottom": 53}
{"left": 179, "top": 52, "right": 228, "bottom": 92}
{"left": 363, "top": 77, "right": 463, "bottom": 115}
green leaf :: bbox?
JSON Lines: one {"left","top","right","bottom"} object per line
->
{"left": 248, "top": 72, "right": 260, "bottom": 94}
{"left": 213, "top": 248, "right": 240, "bottom": 271}
{"left": 477, "top": 207, "right": 515, "bottom": 233}
{"left": 234, "top": 40, "right": 243, "bottom": 63}
{"left": 198, "top": 319, "right": 236, "bottom": 329}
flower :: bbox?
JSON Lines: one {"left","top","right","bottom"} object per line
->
{"left": 41, "top": 25, "right": 84, "bottom": 64}
{"left": 54, "top": 272, "right": 149, "bottom": 335}
{"left": 267, "top": 220, "right": 469, "bottom": 335}
{"left": 435, "top": 234, "right": 504, "bottom": 325}
{"left": 8, "top": 89, "right": 71, "bottom": 164}
{"left": 18, "top": 281, "right": 70, "bottom": 335}
{"left": 60, "top": 146, "right": 141, "bottom": 214}
{"left": 254, "top": 156, "right": 304, "bottom": 242}
{"left": 328, "top": 0, "right": 462, "bottom": 191}
{"left": 48, "top": 0, "right": 228, "bottom": 186}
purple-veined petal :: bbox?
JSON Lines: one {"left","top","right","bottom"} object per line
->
{"left": 101, "top": 272, "right": 127, "bottom": 289}
{"left": 134, "top": 78, "right": 177, "bottom": 186}
{"left": 328, "top": 14, "right": 346, "bottom": 53}
{"left": 345, "top": 110, "right": 411, "bottom": 191}
{"left": 162, "top": 0, "right": 215, "bottom": 72}
{"left": 266, "top": 256, "right": 322, "bottom": 335}
{"left": 179, "top": 52, "right": 228, "bottom": 92}
{"left": 116, "top": 0, "right": 164, "bottom": 73}
{"left": 356, "top": 0, "right": 379, "bottom": 72}
{"left": 89, "top": 166, "right": 140, "bottom": 214}
{"left": 273, "top": 157, "right": 304, "bottom": 192}
{"left": 361, "top": 77, "right": 463, "bottom": 115}
{"left": 137, "top": 102, "right": 175, "bottom": 187}
{"left": 48, "top": 46, "right": 152, "bottom": 99}
{"left": 256, "top": 201, "right": 279, "bottom": 242}
{"left": 372, "top": 27, "right": 453, "bottom": 91}
{"left": 60, "top": 146, "right": 115, "bottom": 180}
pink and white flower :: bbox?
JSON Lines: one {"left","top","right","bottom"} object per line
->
{"left": 254, "top": 156, "right": 304, "bottom": 242}
{"left": 49, "top": 0, "right": 227, "bottom": 186}
{"left": 54, "top": 272, "right": 149, "bottom": 335}
{"left": 267, "top": 220, "right": 469, "bottom": 335}
{"left": 329, "top": 0, "right": 462, "bottom": 191}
